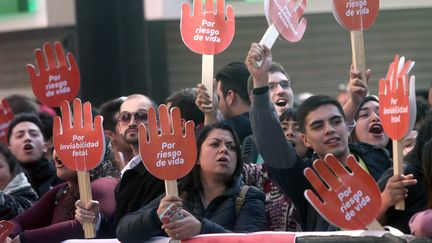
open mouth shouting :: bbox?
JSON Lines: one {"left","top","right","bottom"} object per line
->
{"left": 369, "top": 123, "right": 384, "bottom": 135}
{"left": 23, "top": 143, "right": 34, "bottom": 153}
{"left": 275, "top": 98, "right": 287, "bottom": 107}
{"left": 288, "top": 140, "right": 296, "bottom": 148}
{"left": 216, "top": 156, "right": 229, "bottom": 166}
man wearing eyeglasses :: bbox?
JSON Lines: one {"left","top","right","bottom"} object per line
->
{"left": 264, "top": 63, "right": 294, "bottom": 117}
{"left": 114, "top": 94, "right": 165, "bottom": 225}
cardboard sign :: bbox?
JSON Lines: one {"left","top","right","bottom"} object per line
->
{"left": 0, "top": 99, "right": 14, "bottom": 145}
{"left": 332, "top": 0, "right": 379, "bottom": 31}
{"left": 379, "top": 55, "right": 414, "bottom": 140}
{"left": 53, "top": 98, "right": 105, "bottom": 171}
{"left": 139, "top": 105, "right": 196, "bottom": 181}
{"left": 304, "top": 154, "right": 382, "bottom": 230}
{"left": 265, "top": 0, "right": 307, "bottom": 43}
{"left": 180, "top": 0, "right": 235, "bottom": 55}
{"left": 0, "top": 220, "right": 13, "bottom": 242}
{"left": 27, "top": 42, "right": 80, "bottom": 108}
{"left": 183, "top": 232, "right": 296, "bottom": 243}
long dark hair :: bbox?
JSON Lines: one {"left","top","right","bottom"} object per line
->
{"left": 0, "top": 144, "right": 22, "bottom": 178}
{"left": 179, "top": 123, "right": 243, "bottom": 193}
{"left": 405, "top": 112, "right": 432, "bottom": 171}
{"left": 421, "top": 139, "right": 432, "bottom": 208}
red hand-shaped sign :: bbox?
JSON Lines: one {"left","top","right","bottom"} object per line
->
{"left": 181, "top": 0, "right": 235, "bottom": 55}
{"left": 304, "top": 154, "right": 381, "bottom": 230}
{"left": 379, "top": 55, "right": 413, "bottom": 140}
{"left": 332, "top": 0, "right": 379, "bottom": 31}
{"left": 0, "top": 220, "right": 13, "bottom": 243}
{"left": 0, "top": 99, "right": 14, "bottom": 145}
{"left": 266, "top": 0, "right": 307, "bottom": 42}
{"left": 27, "top": 42, "right": 80, "bottom": 108}
{"left": 139, "top": 105, "right": 197, "bottom": 181}
{"left": 53, "top": 98, "right": 105, "bottom": 171}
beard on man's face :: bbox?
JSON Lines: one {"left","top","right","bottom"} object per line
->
{"left": 121, "top": 128, "right": 139, "bottom": 145}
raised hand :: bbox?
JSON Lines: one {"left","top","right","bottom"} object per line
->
{"left": 304, "top": 154, "right": 382, "bottom": 230}
{"left": 245, "top": 43, "right": 272, "bottom": 88}
{"left": 138, "top": 105, "right": 197, "bottom": 181}
{"left": 53, "top": 98, "right": 105, "bottom": 171}
{"left": 0, "top": 99, "right": 14, "bottom": 145}
{"left": 268, "top": 0, "right": 307, "bottom": 42}
{"left": 26, "top": 42, "right": 80, "bottom": 107}
{"left": 181, "top": 0, "right": 235, "bottom": 55}
{"left": 379, "top": 55, "right": 414, "bottom": 140}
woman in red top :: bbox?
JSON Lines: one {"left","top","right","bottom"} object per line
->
{"left": 8, "top": 141, "right": 119, "bottom": 243}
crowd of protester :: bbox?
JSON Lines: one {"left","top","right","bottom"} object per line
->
{"left": 0, "top": 41, "right": 431, "bottom": 243}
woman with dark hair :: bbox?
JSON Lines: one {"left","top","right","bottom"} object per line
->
{"left": 0, "top": 144, "right": 38, "bottom": 220}
{"left": 409, "top": 138, "right": 432, "bottom": 237}
{"left": 8, "top": 141, "right": 119, "bottom": 243}
{"left": 377, "top": 113, "right": 432, "bottom": 233}
{"left": 116, "top": 123, "right": 266, "bottom": 242}
{"left": 242, "top": 108, "right": 308, "bottom": 232}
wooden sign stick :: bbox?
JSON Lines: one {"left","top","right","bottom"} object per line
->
{"left": 393, "top": 140, "right": 405, "bottom": 210}
{"left": 77, "top": 171, "right": 96, "bottom": 238}
{"left": 202, "top": 54, "right": 214, "bottom": 109}
{"left": 350, "top": 31, "right": 367, "bottom": 83}
{"left": 165, "top": 180, "right": 179, "bottom": 197}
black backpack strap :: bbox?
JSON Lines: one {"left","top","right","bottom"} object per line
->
{"left": 234, "top": 186, "right": 250, "bottom": 216}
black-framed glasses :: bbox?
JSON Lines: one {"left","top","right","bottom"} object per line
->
{"left": 268, "top": 80, "right": 293, "bottom": 90}
{"left": 118, "top": 110, "right": 148, "bottom": 124}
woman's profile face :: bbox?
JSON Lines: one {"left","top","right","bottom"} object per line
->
{"left": 53, "top": 150, "right": 77, "bottom": 182}
{"left": 0, "top": 153, "right": 12, "bottom": 190}
{"left": 355, "top": 100, "right": 389, "bottom": 148}
{"left": 198, "top": 128, "right": 237, "bottom": 181}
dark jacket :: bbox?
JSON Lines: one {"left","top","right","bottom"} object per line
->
{"left": 114, "top": 162, "right": 165, "bottom": 225}
{"left": 377, "top": 163, "right": 428, "bottom": 233}
{"left": 116, "top": 177, "right": 266, "bottom": 243}
{"left": 0, "top": 172, "right": 38, "bottom": 220}
{"left": 250, "top": 87, "right": 392, "bottom": 231}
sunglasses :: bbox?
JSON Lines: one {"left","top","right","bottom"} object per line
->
{"left": 268, "top": 80, "right": 293, "bottom": 90}
{"left": 118, "top": 110, "right": 148, "bottom": 124}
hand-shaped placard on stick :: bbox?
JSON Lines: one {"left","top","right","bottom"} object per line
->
{"left": 0, "top": 220, "right": 13, "bottom": 243}
{"left": 304, "top": 154, "right": 383, "bottom": 230}
{"left": 181, "top": 0, "right": 235, "bottom": 108}
{"left": 27, "top": 42, "right": 80, "bottom": 108}
{"left": 181, "top": 0, "right": 235, "bottom": 55}
{"left": 53, "top": 98, "right": 105, "bottom": 238}
{"left": 0, "top": 99, "right": 14, "bottom": 145}
{"left": 139, "top": 105, "right": 196, "bottom": 196}
{"left": 53, "top": 98, "right": 105, "bottom": 171}
{"left": 254, "top": 0, "right": 307, "bottom": 68}
{"left": 379, "top": 55, "right": 414, "bottom": 141}
{"left": 332, "top": 0, "right": 379, "bottom": 31}
{"left": 379, "top": 55, "right": 415, "bottom": 210}
{"left": 261, "top": 0, "right": 307, "bottom": 48}
{"left": 332, "top": 0, "right": 379, "bottom": 83}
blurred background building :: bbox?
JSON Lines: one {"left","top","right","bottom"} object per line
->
{"left": 0, "top": 0, "right": 431, "bottom": 106}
